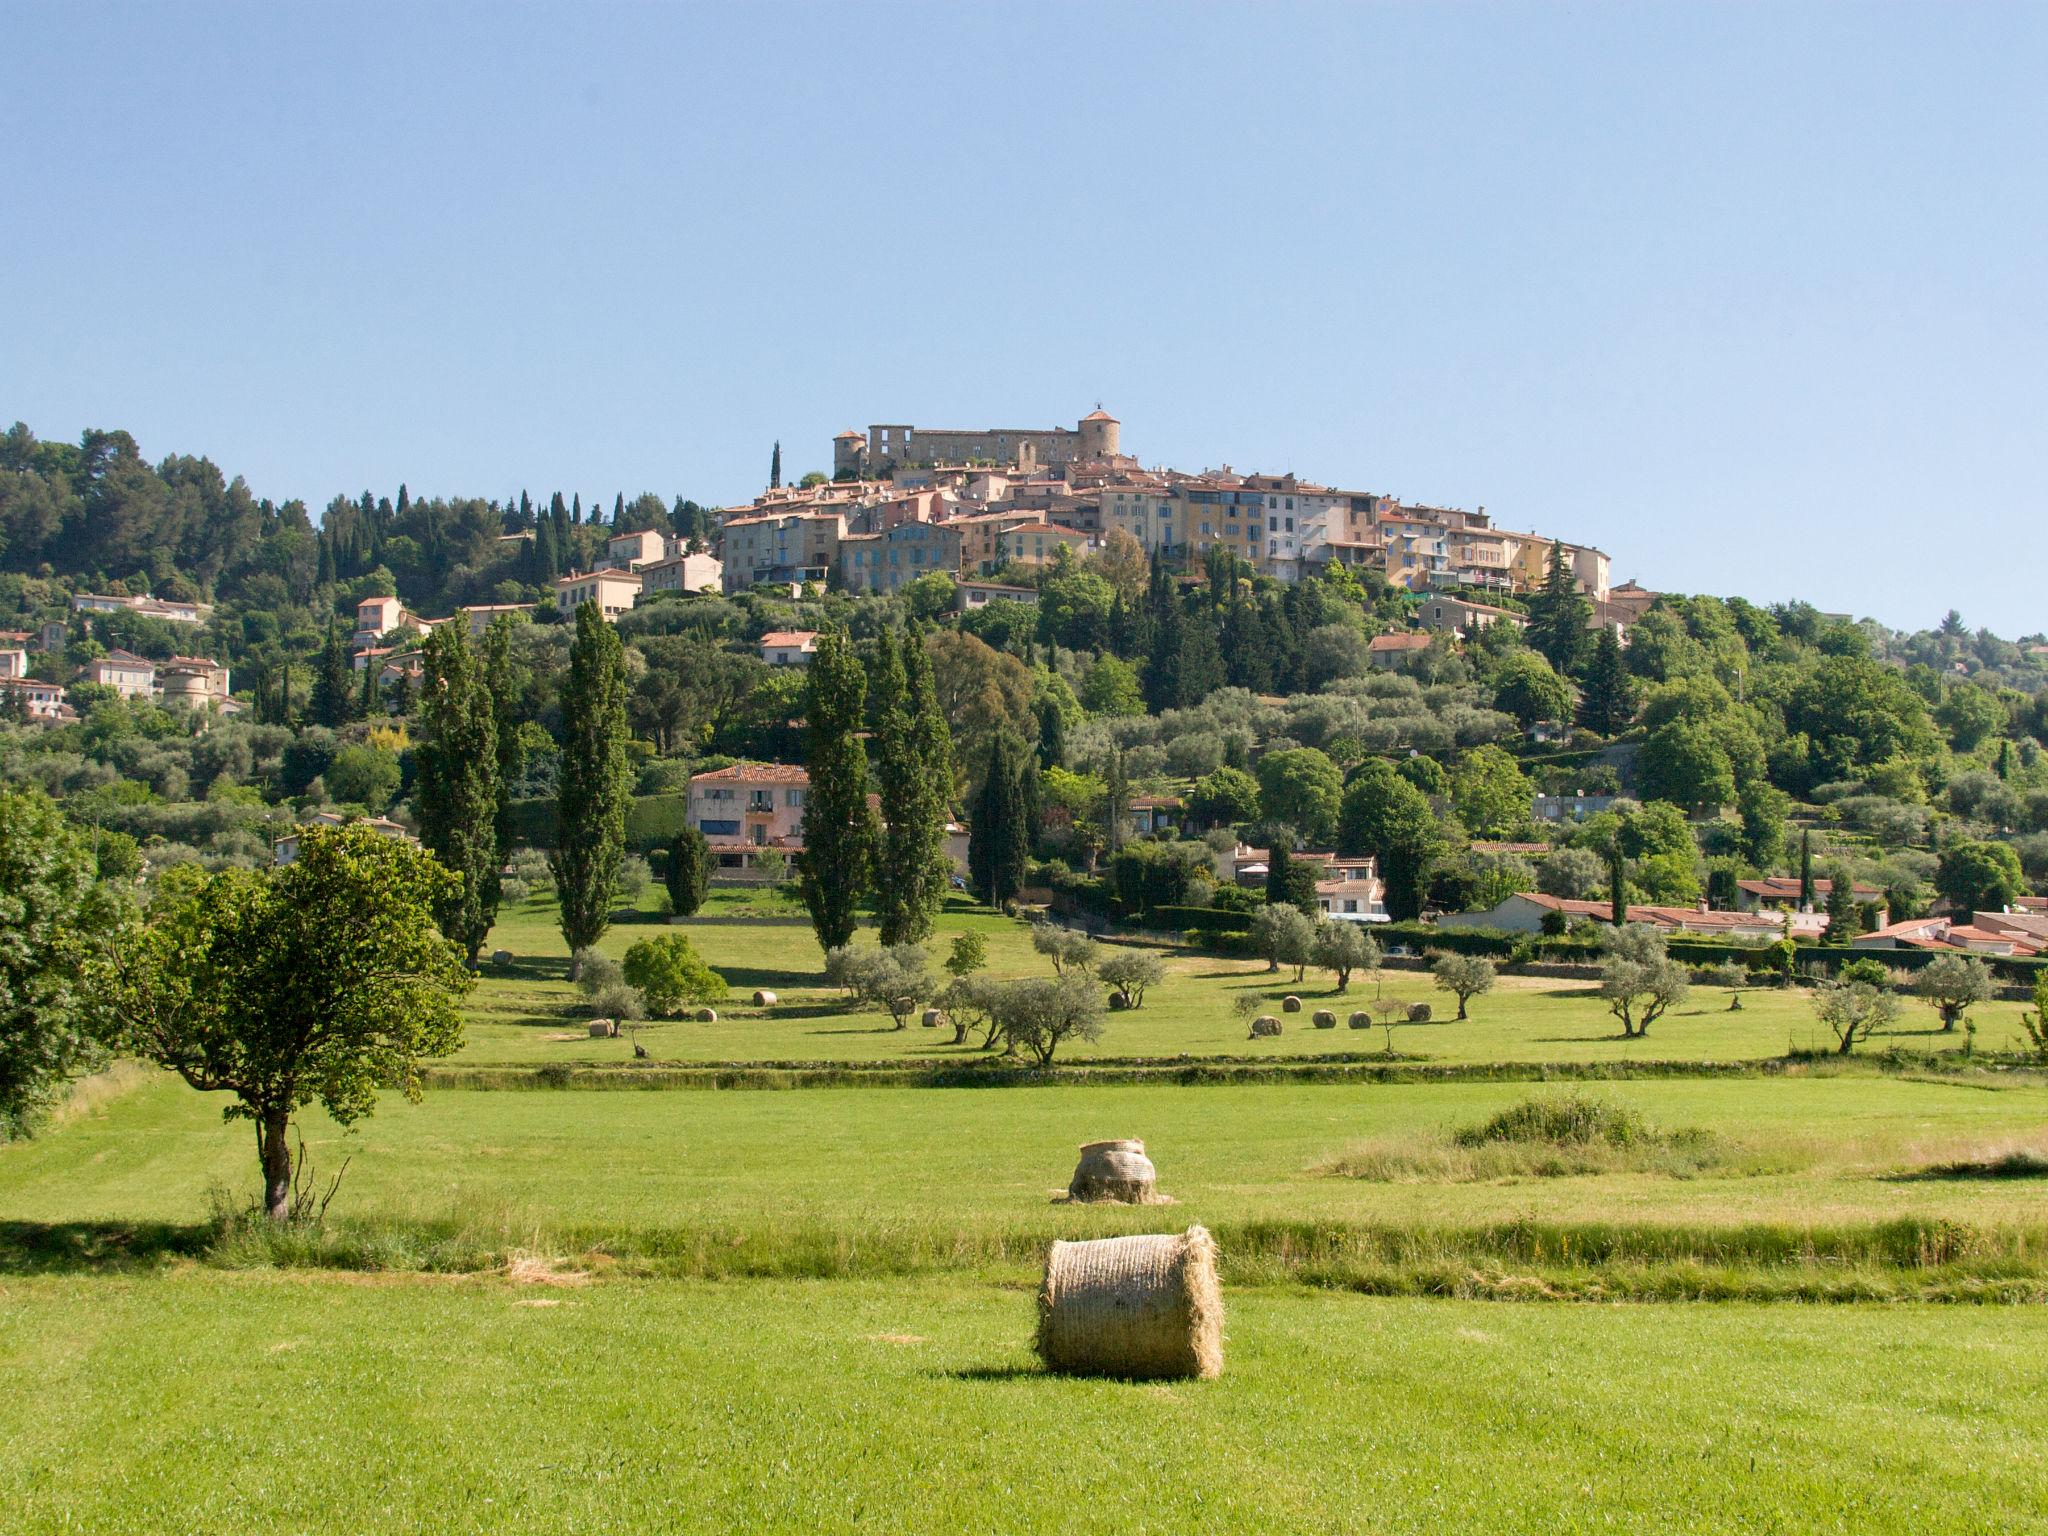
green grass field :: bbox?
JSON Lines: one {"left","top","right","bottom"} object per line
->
{"left": 2, "top": 1272, "right": 2043, "bottom": 1534}
{"left": 6, "top": 887, "right": 2048, "bottom": 1531}
{"left": 463, "top": 890, "right": 2045, "bottom": 1067}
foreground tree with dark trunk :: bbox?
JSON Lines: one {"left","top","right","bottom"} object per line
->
{"left": 120, "top": 823, "right": 472, "bottom": 1221}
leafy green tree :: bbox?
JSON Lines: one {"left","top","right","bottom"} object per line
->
{"left": 1935, "top": 839, "right": 2024, "bottom": 916}
{"left": 414, "top": 622, "right": 502, "bottom": 964}
{"left": 1448, "top": 745, "right": 1534, "bottom": 838}
{"left": 0, "top": 789, "right": 129, "bottom": 1139}
{"left": 1264, "top": 839, "right": 1318, "bottom": 914}
{"left": 121, "top": 824, "right": 471, "bottom": 1220}
{"left": 309, "top": 619, "right": 356, "bottom": 728}
{"left": 1189, "top": 766, "right": 1261, "bottom": 829}
{"left": 1578, "top": 628, "right": 1635, "bottom": 734}
{"left": 1078, "top": 653, "right": 1145, "bottom": 716}
{"left": 325, "top": 743, "right": 401, "bottom": 812}
{"left": 1256, "top": 747, "right": 1343, "bottom": 846}
{"left": 990, "top": 973, "right": 1105, "bottom": 1064}
{"left": 1524, "top": 541, "right": 1592, "bottom": 676}
{"left": 1636, "top": 718, "right": 1736, "bottom": 813}
{"left": 1035, "top": 694, "right": 1067, "bottom": 769}
{"left": 1337, "top": 761, "right": 1443, "bottom": 921}
{"left": 1251, "top": 902, "right": 1318, "bottom": 979}
{"left": 665, "top": 826, "right": 712, "bottom": 917}
{"left": 549, "top": 603, "right": 632, "bottom": 978}
{"left": 1822, "top": 860, "right": 1859, "bottom": 944}
{"left": 799, "top": 631, "right": 877, "bottom": 951}
{"left": 946, "top": 930, "right": 988, "bottom": 980}
{"left": 621, "top": 932, "right": 728, "bottom": 1017}
{"left": 1492, "top": 650, "right": 1577, "bottom": 729}
{"left": 1736, "top": 779, "right": 1789, "bottom": 868}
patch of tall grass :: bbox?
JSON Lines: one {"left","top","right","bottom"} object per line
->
{"left": 1320, "top": 1092, "right": 1749, "bottom": 1181}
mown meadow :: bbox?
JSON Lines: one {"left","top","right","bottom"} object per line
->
{"left": 6, "top": 890, "right": 2048, "bottom": 1533}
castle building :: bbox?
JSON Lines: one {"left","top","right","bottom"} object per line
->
{"left": 833, "top": 409, "right": 1120, "bottom": 477}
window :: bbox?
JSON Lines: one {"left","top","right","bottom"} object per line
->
{"left": 699, "top": 819, "right": 740, "bottom": 837}
{"left": 1284, "top": 518, "right": 1294, "bottom": 533}
{"left": 1268, "top": 516, "right": 1279, "bottom": 532}
{"left": 785, "top": 789, "right": 804, "bottom": 807}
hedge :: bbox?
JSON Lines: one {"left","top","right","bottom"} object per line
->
{"left": 1152, "top": 904, "right": 1257, "bottom": 935}
{"left": 508, "top": 793, "right": 693, "bottom": 852}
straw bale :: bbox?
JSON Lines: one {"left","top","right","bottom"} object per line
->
{"left": 1036, "top": 1226, "right": 1223, "bottom": 1380}
{"left": 490, "top": 949, "right": 513, "bottom": 966}
{"left": 921, "top": 1007, "right": 946, "bottom": 1029}
{"left": 1311, "top": 1010, "right": 1337, "bottom": 1029}
{"left": 1281, "top": 995, "right": 1303, "bottom": 1013}
{"left": 752, "top": 990, "right": 778, "bottom": 1006}
{"left": 1348, "top": 1011, "right": 1371, "bottom": 1029}
{"left": 1249, "top": 1016, "right": 1281, "bottom": 1038}
{"left": 1408, "top": 1002, "right": 1432, "bottom": 1022}
{"left": 586, "top": 1019, "right": 617, "bottom": 1038}
{"left": 693, "top": 1006, "right": 718, "bottom": 1023}
{"left": 1067, "top": 1139, "right": 1160, "bottom": 1204}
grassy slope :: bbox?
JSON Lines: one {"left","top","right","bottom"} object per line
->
{"left": 8, "top": 1071, "right": 2048, "bottom": 1238}
{"left": 465, "top": 891, "right": 2043, "bottom": 1066}
{"left": 1, "top": 1272, "right": 2042, "bottom": 1535}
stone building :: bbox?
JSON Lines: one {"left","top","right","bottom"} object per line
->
{"left": 833, "top": 409, "right": 1120, "bottom": 477}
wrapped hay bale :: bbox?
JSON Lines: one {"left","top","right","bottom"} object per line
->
{"left": 1408, "top": 1002, "right": 1432, "bottom": 1023}
{"left": 1312, "top": 1009, "right": 1337, "bottom": 1029}
{"left": 1249, "top": 1016, "right": 1281, "bottom": 1038}
{"left": 1281, "top": 995, "right": 1303, "bottom": 1013}
{"left": 1348, "top": 1011, "right": 1371, "bottom": 1030}
{"left": 1067, "top": 1139, "right": 1159, "bottom": 1204}
{"left": 694, "top": 1006, "right": 718, "bottom": 1023}
{"left": 752, "top": 990, "right": 778, "bottom": 1007}
{"left": 1037, "top": 1226, "right": 1223, "bottom": 1380}
{"left": 921, "top": 1007, "right": 946, "bottom": 1029}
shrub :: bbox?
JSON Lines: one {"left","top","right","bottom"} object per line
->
{"left": 621, "top": 933, "right": 728, "bottom": 1018}
{"left": 1838, "top": 957, "right": 1892, "bottom": 990}
{"left": 665, "top": 827, "right": 712, "bottom": 917}
{"left": 1456, "top": 1093, "right": 1654, "bottom": 1149}
{"left": 572, "top": 948, "right": 623, "bottom": 996}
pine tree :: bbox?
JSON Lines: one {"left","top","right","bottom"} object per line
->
{"left": 770, "top": 440, "right": 783, "bottom": 490}
{"left": 549, "top": 603, "right": 631, "bottom": 978}
{"left": 1526, "top": 540, "right": 1592, "bottom": 676}
{"left": 309, "top": 620, "right": 356, "bottom": 727}
{"left": 415, "top": 623, "right": 502, "bottom": 964}
{"left": 1578, "top": 627, "right": 1633, "bottom": 734}
{"left": 798, "top": 631, "right": 877, "bottom": 951}
{"left": 874, "top": 629, "right": 955, "bottom": 945}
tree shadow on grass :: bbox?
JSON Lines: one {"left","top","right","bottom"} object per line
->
{"left": 716, "top": 964, "right": 827, "bottom": 991}
{"left": 938, "top": 1364, "right": 1046, "bottom": 1382}
{"left": 482, "top": 956, "right": 570, "bottom": 985}
{"left": 0, "top": 1220, "right": 210, "bottom": 1275}
{"left": 1884, "top": 1151, "right": 2048, "bottom": 1182}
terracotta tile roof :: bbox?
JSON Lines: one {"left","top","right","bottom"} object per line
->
{"left": 758, "top": 631, "right": 818, "bottom": 648}
{"left": 1368, "top": 633, "right": 1432, "bottom": 652}
{"left": 690, "top": 762, "right": 810, "bottom": 787}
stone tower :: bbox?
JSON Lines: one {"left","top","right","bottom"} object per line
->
{"left": 1078, "top": 408, "right": 1120, "bottom": 461}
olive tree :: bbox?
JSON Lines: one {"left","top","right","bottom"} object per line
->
{"left": 1597, "top": 923, "right": 1690, "bottom": 1039}
{"left": 1251, "top": 903, "right": 1318, "bottom": 981}
{"left": 1097, "top": 949, "right": 1165, "bottom": 1010}
{"left": 991, "top": 973, "right": 1105, "bottom": 1065}
{"left": 1913, "top": 952, "right": 1992, "bottom": 1033}
{"left": 1031, "top": 923, "right": 1100, "bottom": 978}
{"left": 120, "top": 823, "right": 473, "bottom": 1221}
{"left": 1813, "top": 978, "right": 1900, "bottom": 1056}
{"left": 1312, "top": 922, "right": 1380, "bottom": 993}
{"left": 1430, "top": 952, "right": 1497, "bottom": 1020}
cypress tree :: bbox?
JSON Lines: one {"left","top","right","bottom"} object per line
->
{"left": 875, "top": 629, "right": 955, "bottom": 945}
{"left": 969, "top": 735, "right": 1027, "bottom": 911}
{"left": 1102, "top": 745, "right": 1129, "bottom": 855}
{"left": 798, "top": 631, "right": 876, "bottom": 951}
{"left": 1609, "top": 848, "right": 1628, "bottom": 927}
{"left": 1036, "top": 695, "right": 1066, "bottom": 770}
{"left": 770, "top": 440, "right": 783, "bottom": 490}
{"left": 571, "top": 492, "right": 582, "bottom": 526}
{"left": 1798, "top": 830, "right": 1815, "bottom": 911}
{"left": 666, "top": 827, "right": 712, "bottom": 917}
{"left": 415, "top": 622, "right": 502, "bottom": 964}
{"left": 482, "top": 615, "right": 525, "bottom": 870}
{"left": 1824, "top": 863, "right": 1858, "bottom": 944}
{"left": 1177, "top": 616, "right": 1226, "bottom": 706}
{"left": 549, "top": 603, "right": 631, "bottom": 978}
{"left": 360, "top": 655, "right": 380, "bottom": 716}
{"left": 317, "top": 533, "right": 336, "bottom": 589}
{"left": 309, "top": 620, "right": 355, "bottom": 727}
{"left": 533, "top": 516, "right": 559, "bottom": 583}
{"left": 612, "top": 491, "right": 625, "bottom": 527}
{"left": 278, "top": 659, "right": 294, "bottom": 726}
{"left": 1142, "top": 599, "right": 1184, "bottom": 713}
{"left": 1266, "top": 840, "right": 1295, "bottom": 911}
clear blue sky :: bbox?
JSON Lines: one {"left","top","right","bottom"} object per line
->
{"left": 3, "top": 2, "right": 2042, "bottom": 634}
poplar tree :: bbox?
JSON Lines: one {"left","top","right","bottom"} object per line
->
{"left": 798, "top": 631, "right": 876, "bottom": 951}
{"left": 415, "top": 623, "right": 502, "bottom": 964}
{"left": 549, "top": 603, "right": 631, "bottom": 978}
{"left": 482, "top": 615, "right": 524, "bottom": 870}
{"left": 310, "top": 620, "right": 355, "bottom": 727}
{"left": 875, "top": 629, "right": 955, "bottom": 945}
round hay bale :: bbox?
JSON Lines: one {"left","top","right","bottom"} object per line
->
{"left": 1312, "top": 1009, "right": 1337, "bottom": 1029}
{"left": 1036, "top": 1226, "right": 1223, "bottom": 1380}
{"left": 586, "top": 1019, "right": 616, "bottom": 1038}
{"left": 693, "top": 1006, "right": 718, "bottom": 1023}
{"left": 1249, "top": 1015, "right": 1281, "bottom": 1039}
{"left": 490, "top": 949, "right": 513, "bottom": 966}
{"left": 1348, "top": 1011, "right": 1371, "bottom": 1030}
{"left": 752, "top": 989, "right": 778, "bottom": 1007}
{"left": 1281, "top": 995, "right": 1303, "bottom": 1013}
{"left": 921, "top": 1007, "right": 946, "bottom": 1029}
{"left": 1067, "top": 1139, "right": 1158, "bottom": 1204}
{"left": 1408, "top": 1002, "right": 1432, "bottom": 1023}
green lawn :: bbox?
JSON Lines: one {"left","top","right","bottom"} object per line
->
{"left": 9, "top": 1070, "right": 2048, "bottom": 1246}
{"left": 1, "top": 1271, "right": 2042, "bottom": 1534}
{"left": 465, "top": 890, "right": 2044, "bottom": 1067}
